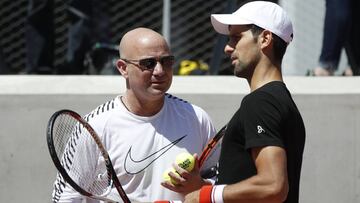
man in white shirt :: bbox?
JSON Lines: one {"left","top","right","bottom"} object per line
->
{"left": 51, "top": 27, "right": 219, "bottom": 203}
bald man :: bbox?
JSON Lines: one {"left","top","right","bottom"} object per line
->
{"left": 51, "top": 27, "right": 219, "bottom": 203}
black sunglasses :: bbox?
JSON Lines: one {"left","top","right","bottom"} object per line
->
{"left": 122, "top": 55, "right": 175, "bottom": 70}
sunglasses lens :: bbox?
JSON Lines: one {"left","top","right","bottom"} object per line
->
{"left": 136, "top": 56, "right": 175, "bottom": 70}
{"left": 161, "top": 56, "right": 175, "bottom": 67}
{"left": 140, "top": 58, "right": 157, "bottom": 70}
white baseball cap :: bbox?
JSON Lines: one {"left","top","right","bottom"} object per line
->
{"left": 211, "top": 1, "right": 293, "bottom": 44}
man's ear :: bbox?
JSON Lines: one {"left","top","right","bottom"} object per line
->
{"left": 116, "top": 59, "right": 128, "bottom": 77}
{"left": 260, "top": 30, "right": 273, "bottom": 49}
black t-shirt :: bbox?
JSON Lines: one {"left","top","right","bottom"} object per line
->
{"left": 216, "top": 81, "right": 305, "bottom": 203}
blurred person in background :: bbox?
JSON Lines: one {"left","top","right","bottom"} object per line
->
{"left": 25, "top": 0, "right": 54, "bottom": 74}
{"left": 58, "top": 0, "right": 113, "bottom": 74}
{"left": 312, "top": 0, "right": 359, "bottom": 76}
{"left": 0, "top": 48, "right": 9, "bottom": 74}
{"left": 25, "top": 0, "right": 112, "bottom": 74}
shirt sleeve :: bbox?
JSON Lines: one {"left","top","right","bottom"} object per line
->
{"left": 241, "top": 91, "right": 285, "bottom": 150}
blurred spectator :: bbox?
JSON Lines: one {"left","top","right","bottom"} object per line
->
{"left": 55, "top": 0, "right": 93, "bottom": 74}
{"left": 0, "top": 48, "right": 9, "bottom": 74}
{"left": 312, "top": 0, "right": 359, "bottom": 76}
{"left": 25, "top": 0, "right": 54, "bottom": 74}
{"left": 25, "top": 0, "right": 113, "bottom": 74}
{"left": 346, "top": 0, "right": 360, "bottom": 75}
{"left": 58, "top": 0, "right": 112, "bottom": 74}
{"left": 83, "top": 42, "right": 119, "bottom": 75}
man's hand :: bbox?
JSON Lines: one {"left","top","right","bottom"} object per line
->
{"left": 161, "top": 154, "right": 210, "bottom": 195}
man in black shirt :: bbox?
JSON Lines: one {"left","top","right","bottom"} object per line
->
{"left": 183, "top": 1, "right": 305, "bottom": 203}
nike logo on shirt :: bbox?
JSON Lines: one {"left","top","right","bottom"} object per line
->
{"left": 124, "top": 135, "right": 187, "bottom": 174}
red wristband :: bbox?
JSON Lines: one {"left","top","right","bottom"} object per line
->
{"left": 199, "top": 185, "right": 214, "bottom": 203}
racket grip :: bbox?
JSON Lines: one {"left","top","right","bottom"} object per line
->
{"left": 200, "top": 165, "right": 218, "bottom": 179}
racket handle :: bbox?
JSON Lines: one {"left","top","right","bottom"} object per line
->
{"left": 200, "top": 165, "right": 218, "bottom": 179}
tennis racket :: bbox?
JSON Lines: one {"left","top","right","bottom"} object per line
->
{"left": 47, "top": 109, "right": 131, "bottom": 203}
{"left": 198, "top": 125, "right": 227, "bottom": 169}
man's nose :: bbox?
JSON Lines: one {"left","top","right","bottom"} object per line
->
{"left": 224, "top": 44, "right": 234, "bottom": 55}
{"left": 153, "top": 62, "right": 166, "bottom": 75}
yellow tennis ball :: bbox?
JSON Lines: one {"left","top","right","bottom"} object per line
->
{"left": 163, "top": 168, "right": 179, "bottom": 185}
{"left": 175, "top": 152, "right": 195, "bottom": 172}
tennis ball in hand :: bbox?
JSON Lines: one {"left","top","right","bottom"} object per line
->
{"left": 175, "top": 152, "right": 195, "bottom": 172}
{"left": 163, "top": 168, "right": 179, "bottom": 185}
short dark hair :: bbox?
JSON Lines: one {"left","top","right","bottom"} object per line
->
{"left": 247, "top": 24, "right": 287, "bottom": 62}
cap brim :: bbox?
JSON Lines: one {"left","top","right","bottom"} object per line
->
{"left": 211, "top": 14, "right": 252, "bottom": 35}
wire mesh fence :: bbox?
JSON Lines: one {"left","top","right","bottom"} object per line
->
{"left": 0, "top": 0, "right": 275, "bottom": 75}
{"left": 0, "top": 0, "right": 27, "bottom": 74}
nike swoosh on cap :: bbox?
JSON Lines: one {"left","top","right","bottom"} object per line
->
{"left": 124, "top": 135, "right": 187, "bottom": 174}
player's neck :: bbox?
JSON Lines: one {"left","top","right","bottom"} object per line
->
{"left": 120, "top": 94, "right": 164, "bottom": 117}
{"left": 249, "top": 61, "right": 283, "bottom": 92}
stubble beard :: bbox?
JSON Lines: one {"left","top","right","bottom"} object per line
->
{"left": 234, "top": 60, "right": 248, "bottom": 78}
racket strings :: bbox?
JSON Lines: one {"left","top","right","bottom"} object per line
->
{"left": 52, "top": 114, "right": 113, "bottom": 196}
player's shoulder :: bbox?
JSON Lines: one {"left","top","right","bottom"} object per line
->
{"left": 165, "top": 93, "right": 189, "bottom": 105}
{"left": 242, "top": 81, "right": 294, "bottom": 114}
{"left": 165, "top": 93, "right": 210, "bottom": 119}
{"left": 246, "top": 81, "right": 288, "bottom": 100}
{"left": 83, "top": 97, "right": 119, "bottom": 123}
{"left": 165, "top": 93, "right": 204, "bottom": 112}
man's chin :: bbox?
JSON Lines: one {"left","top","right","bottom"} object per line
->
{"left": 234, "top": 67, "right": 248, "bottom": 78}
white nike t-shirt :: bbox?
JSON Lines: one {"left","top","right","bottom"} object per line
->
{"left": 52, "top": 94, "right": 218, "bottom": 203}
